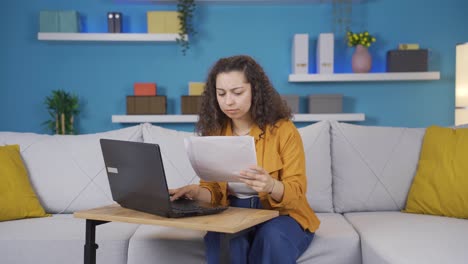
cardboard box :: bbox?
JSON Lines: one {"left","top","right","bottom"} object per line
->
{"left": 40, "top": 11, "right": 80, "bottom": 32}
{"left": 126, "top": 96, "right": 166, "bottom": 115}
{"left": 147, "top": 11, "right": 180, "bottom": 34}
{"left": 387, "top": 49, "right": 428, "bottom": 72}
{"left": 181, "top": 96, "right": 203, "bottom": 114}
{"left": 189, "top": 82, "right": 205, "bottom": 96}
{"left": 281, "top": 95, "right": 300, "bottom": 113}
{"left": 134, "top": 83, "right": 157, "bottom": 96}
{"left": 309, "top": 94, "right": 342, "bottom": 113}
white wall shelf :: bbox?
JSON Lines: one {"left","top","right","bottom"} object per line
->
{"left": 112, "top": 113, "right": 365, "bottom": 123}
{"left": 289, "top": 72, "right": 440, "bottom": 82}
{"left": 37, "top": 33, "right": 186, "bottom": 42}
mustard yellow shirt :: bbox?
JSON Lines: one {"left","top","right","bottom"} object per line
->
{"left": 200, "top": 119, "right": 320, "bottom": 232}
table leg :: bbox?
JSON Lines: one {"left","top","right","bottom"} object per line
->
{"left": 84, "top": 220, "right": 109, "bottom": 264}
{"left": 219, "top": 227, "right": 253, "bottom": 263}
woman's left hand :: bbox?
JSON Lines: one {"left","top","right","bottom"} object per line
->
{"left": 239, "top": 165, "right": 275, "bottom": 193}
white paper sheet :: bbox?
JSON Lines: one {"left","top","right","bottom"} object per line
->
{"left": 184, "top": 136, "right": 257, "bottom": 182}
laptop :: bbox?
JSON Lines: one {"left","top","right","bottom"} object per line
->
{"left": 99, "top": 139, "right": 228, "bottom": 218}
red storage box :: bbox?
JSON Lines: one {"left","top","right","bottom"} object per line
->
{"left": 134, "top": 83, "right": 157, "bottom": 96}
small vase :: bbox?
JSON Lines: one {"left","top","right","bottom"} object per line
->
{"left": 352, "top": 44, "right": 372, "bottom": 73}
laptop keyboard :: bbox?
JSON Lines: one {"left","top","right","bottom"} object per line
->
{"left": 170, "top": 198, "right": 227, "bottom": 214}
{"left": 171, "top": 199, "right": 204, "bottom": 211}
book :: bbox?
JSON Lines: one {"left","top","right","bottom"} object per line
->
{"left": 398, "top": 43, "right": 420, "bottom": 50}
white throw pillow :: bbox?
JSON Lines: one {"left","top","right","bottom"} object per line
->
{"left": 298, "top": 121, "right": 334, "bottom": 213}
{"left": 142, "top": 124, "right": 199, "bottom": 189}
{"left": 0, "top": 125, "right": 143, "bottom": 214}
{"left": 330, "top": 121, "right": 425, "bottom": 213}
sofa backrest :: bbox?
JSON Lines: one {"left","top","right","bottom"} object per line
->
{"left": 298, "top": 121, "right": 334, "bottom": 213}
{"left": 330, "top": 121, "right": 426, "bottom": 213}
{"left": 142, "top": 123, "right": 199, "bottom": 189}
{"left": 142, "top": 122, "right": 334, "bottom": 213}
{"left": 0, "top": 125, "right": 143, "bottom": 214}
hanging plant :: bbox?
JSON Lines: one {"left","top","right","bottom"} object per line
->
{"left": 42, "top": 89, "right": 80, "bottom": 134}
{"left": 332, "top": 0, "right": 352, "bottom": 34}
{"left": 177, "top": 0, "right": 197, "bottom": 56}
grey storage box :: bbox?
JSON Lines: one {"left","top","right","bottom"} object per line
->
{"left": 308, "top": 94, "right": 342, "bottom": 113}
{"left": 281, "top": 95, "right": 300, "bottom": 113}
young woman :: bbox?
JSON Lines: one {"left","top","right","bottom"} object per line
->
{"left": 169, "top": 55, "right": 320, "bottom": 264}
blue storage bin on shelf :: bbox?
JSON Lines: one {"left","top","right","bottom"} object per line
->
{"left": 39, "top": 11, "right": 80, "bottom": 32}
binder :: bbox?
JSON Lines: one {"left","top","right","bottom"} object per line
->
{"left": 107, "top": 12, "right": 114, "bottom": 33}
{"left": 114, "top": 12, "right": 122, "bottom": 33}
{"left": 316, "top": 33, "right": 334, "bottom": 74}
{"left": 292, "top": 34, "right": 309, "bottom": 74}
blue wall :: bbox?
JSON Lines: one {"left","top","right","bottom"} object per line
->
{"left": 1, "top": 0, "right": 467, "bottom": 134}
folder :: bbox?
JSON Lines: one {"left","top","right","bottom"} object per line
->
{"left": 292, "top": 34, "right": 309, "bottom": 74}
{"left": 316, "top": 33, "right": 334, "bottom": 74}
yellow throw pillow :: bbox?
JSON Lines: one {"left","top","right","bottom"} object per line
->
{"left": 404, "top": 126, "right": 468, "bottom": 219}
{"left": 0, "top": 145, "right": 49, "bottom": 221}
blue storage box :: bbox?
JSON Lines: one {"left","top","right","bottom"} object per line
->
{"left": 40, "top": 11, "right": 80, "bottom": 32}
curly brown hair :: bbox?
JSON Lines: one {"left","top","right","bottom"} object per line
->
{"left": 196, "top": 55, "right": 292, "bottom": 136}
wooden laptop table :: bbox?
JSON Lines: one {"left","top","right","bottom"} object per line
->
{"left": 74, "top": 204, "right": 279, "bottom": 264}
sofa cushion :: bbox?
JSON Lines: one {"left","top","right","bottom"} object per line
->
{"left": 126, "top": 213, "right": 360, "bottom": 264}
{"left": 298, "top": 121, "right": 333, "bottom": 213}
{"left": 330, "top": 121, "right": 425, "bottom": 213}
{"left": 0, "top": 125, "right": 143, "bottom": 213}
{"left": 404, "top": 126, "right": 468, "bottom": 219}
{"left": 142, "top": 123, "right": 199, "bottom": 188}
{"left": 0, "top": 145, "right": 49, "bottom": 221}
{"left": 344, "top": 212, "right": 468, "bottom": 264}
{"left": 298, "top": 213, "right": 361, "bottom": 264}
{"left": 0, "top": 214, "right": 139, "bottom": 264}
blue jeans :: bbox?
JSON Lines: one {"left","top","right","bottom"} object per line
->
{"left": 204, "top": 196, "right": 315, "bottom": 264}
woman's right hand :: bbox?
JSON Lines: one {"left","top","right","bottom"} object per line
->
{"left": 169, "top": 184, "right": 202, "bottom": 201}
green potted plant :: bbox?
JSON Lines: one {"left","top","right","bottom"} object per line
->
{"left": 43, "top": 89, "right": 80, "bottom": 134}
{"left": 177, "top": 0, "right": 196, "bottom": 55}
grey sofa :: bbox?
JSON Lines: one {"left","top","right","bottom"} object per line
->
{"left": 1, "top": 121, "right": 467, "bottom": 264}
